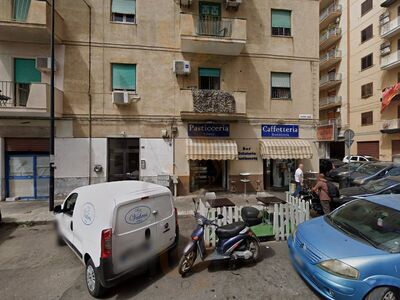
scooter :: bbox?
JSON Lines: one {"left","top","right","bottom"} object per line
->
{"left": 178, "top": 200, "right": 261, "bottom": 276}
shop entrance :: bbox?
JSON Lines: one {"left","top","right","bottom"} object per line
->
{"left": 263, "top": 159, "right": 296, "bottom": 191}
{"left": 108, "top": 138, "right": 140, "bottom": 181}
{"left": 189, "top": 160, "right": 227, "bottom": 192}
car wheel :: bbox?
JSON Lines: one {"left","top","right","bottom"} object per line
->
{"left": 85, "top": 258, "right": 106, "bottom": 298}
{"left": 366, "top": 287, "right": 398, "bottom": 300}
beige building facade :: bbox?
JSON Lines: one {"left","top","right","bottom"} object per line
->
{"left": 0, "top": 0, "right": 319, "bottom": 199}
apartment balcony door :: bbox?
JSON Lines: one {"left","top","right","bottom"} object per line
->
{"left": 199, "top": 68, "right": 220, "bottom": 90}
{"left": 14, "top": 58, "right": 41, "bottom": 106}
{"left": 108, "top": 138, "right": 140, "bottom": 182}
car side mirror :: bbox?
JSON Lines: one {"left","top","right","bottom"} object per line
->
{"left": 217, "top": 214, "right": 224, "bottom": 219}
{"left": 54, "top": 205, "right": 63, "bottom": 214}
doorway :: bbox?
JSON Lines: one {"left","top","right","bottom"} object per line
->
{"left": 108, "top": 138, "right": 140, "bottom": 181}
{"left": 263, "top": 159, "right": 296, "bottom": 191}
{"left": 189, "top": 160, "right": 227, "bottom": 192}
{"left": 199, "top": 68, "right": 221, "bottom": 90}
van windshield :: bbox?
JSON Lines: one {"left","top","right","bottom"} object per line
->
{"left": 326, "top": 200, "right": 400, "bottom": 253}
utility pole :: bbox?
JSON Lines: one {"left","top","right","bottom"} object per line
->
{"left": 49, "top": 0, "right": 55, "bottom": 211}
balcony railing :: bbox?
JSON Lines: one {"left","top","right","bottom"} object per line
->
{"left": 319, "top": 118, "right": 341, "bottom": 127}
{"left": 320, "top": 3, "right": 342, "bottom": 22}
{"left": 196, "top": 15, "right": 232, "bottom": 37}
{"left": 320, "top": 73, "right": 342, "bottom": 86}
{"left": 381, "top": 50, "right": 400, "bottom": 70}
{"left": 320, "top": 96, "right": 342, "bottom": 108}
{"left": 382, "top": 118, "right": 400, "bottom": 133}
{"left": 320, "top": 27, "right": 341, "bottom": 44}
{"left": 381, "top": 16, "right": 400, "bottom": 37}
{"left": 0, "top": 81, "right": 63, "bottom": 117}
{"left": 320, "top": 49, "right": 342, "bottom": 64}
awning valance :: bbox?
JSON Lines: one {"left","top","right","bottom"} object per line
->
{"left": 259, "top": 139, "right": 313, "bottom": 160}
{"left": 186, "top": 139, "right": 238, "bottom": 160}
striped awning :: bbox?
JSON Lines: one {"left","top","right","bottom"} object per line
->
{"left": 186, "top": 139, "right": 238, "bottom": 160}
{"left": 259, "top": 139, "right": 313, "bottom": 160}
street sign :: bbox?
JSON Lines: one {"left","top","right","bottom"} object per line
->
{"left": 345, "top": 139, "right": 354, "bottom": 148}
{"left": 344, "top": 129, "right": 355, "bottom": 141}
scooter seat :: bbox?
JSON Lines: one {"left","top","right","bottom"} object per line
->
{"left": 216, "top": 222, "right": 246, "bottom": 239}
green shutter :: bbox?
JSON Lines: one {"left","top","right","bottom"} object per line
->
{"left": 272, "top": 10, "right": 291, "bottom": 28}
{"left": 112, "top": 64, "right": 136, "bottom": 90}
{"left": 14, "top": 58, "right": 41, "bottom": 83}
{"left": 199, "top": 68, "right": 220, "bottom": 78}
{"left": 13, "top": 0, "right": 31, "bottom": 21}
{"left": 112, "top": 0, "right": 136, "bottom": 14}
{"left": 271, "top": 72, "right": 290, "bottom": 88}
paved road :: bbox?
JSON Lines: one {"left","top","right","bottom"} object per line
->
{"left": 0, "top": 217, "right": 321, "bottom": 300}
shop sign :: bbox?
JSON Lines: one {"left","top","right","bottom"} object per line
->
{"left": 261, "top": 124, "right": 299, "bottom": 138}
{"left": 188, "top": 123, "right": 230, "bottom": 137}
{"left": 316, "top": 124, "right": 335, "bottom": 141}
{"left": 238, "top": 146, "right": 258, "bottom": 161}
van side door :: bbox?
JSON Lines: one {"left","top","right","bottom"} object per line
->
{"left": 59, "top": 193, "right": 78, "bottom": 253}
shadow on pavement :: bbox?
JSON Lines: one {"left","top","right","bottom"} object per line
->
{"left": 0, "top": 223, "right": 19, "bottom": 246}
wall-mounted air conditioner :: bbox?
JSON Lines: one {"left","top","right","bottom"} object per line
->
{"left": 226, "top": 0, "right": 242, "bottom": 9}
{"left": 112, "top": 91, "right": 139, "bottom": 105}
{"left": 173, "top": 60, "right": 191, "bottom": 75}
{"left": 36, "top": 57, "right": 56, "bottom": 72}
{"left": 180, "top": 0, "right": 192, "bottom": 7}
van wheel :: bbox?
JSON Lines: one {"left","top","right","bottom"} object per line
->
{"left": 86, "top": 259, "right": 106, "bottom": 298}
{"left": 366, "top": 287, "right": 398, "bottom": 300}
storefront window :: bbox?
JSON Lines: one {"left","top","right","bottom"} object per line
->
{"left": 264, "top": 159, "right": 295, "bottom": 190}
{"left": 189, "top": 160, "right": 227, "bottom": 192}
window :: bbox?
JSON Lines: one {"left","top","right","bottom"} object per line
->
{"left": 63, "top": 193, "right": 78, "bottom": 217}
{"left": 111, "top": 0, "right": 136, "bottom": 24}
{"left": 14, "top": 58, "right": 41, "bottom": 106}
{"left": 361, "top": 53, "right": 373, "bottom": 70}
{"left": 112, "top": 64, "right": 136, "bottom": 91}
{"left": 199, "top": 68, "right": 220, "bottom": 90}
{"left": 361, "top": 24, "right": 373, "bottom": 43}
{"left": 361, "top": 0, "right": 373, "bottom": 16}
{"left": 271, "top": 10, "right": 291, "bottom": 37}
{"left": 361, "top": 111, "right": 373, "bottom": 126}
{"left": 271, "top": 72, "right": 291, "bottom": 99}
{"left": 361, "top": 82, "right": 373, "bottom": 98}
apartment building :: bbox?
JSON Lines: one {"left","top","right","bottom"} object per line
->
{"left": 0, "top": 0, "right": 319, "bottom": 199}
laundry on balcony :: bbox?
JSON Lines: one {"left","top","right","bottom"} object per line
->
{"left": 381, "top": 82, "right": 400, "bottom": 112}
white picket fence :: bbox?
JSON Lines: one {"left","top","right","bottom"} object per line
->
{"left": 198, "top": 192, "right": 310, "bottom": 247}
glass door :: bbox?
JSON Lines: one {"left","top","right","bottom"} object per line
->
{"left": 198, "top": 2, "right": 221, "bottom": 36}
{"left": 108, "top": 138, "right": 140, "bottom": 181}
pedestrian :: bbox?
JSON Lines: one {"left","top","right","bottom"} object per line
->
{"left": 292, "top": 163, "right": 304, "bottom": 197}
{"left": 312, "top": 173, "right": 331, "bottom": 215}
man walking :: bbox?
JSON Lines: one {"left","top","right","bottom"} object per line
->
{"left": 312, "top": 173, "right": 331, "bottom": 214}
{"left": 293, "top": 163, "right": 304, "bottom": 197}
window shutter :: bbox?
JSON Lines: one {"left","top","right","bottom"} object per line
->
{"left": 14, "top": 58, "right": 41, "bottom": 83}
{"left": 272, "top": 10, "right": 291, "bottom": 28}
{"left": 271, "top": 72, "right": 291, "bottom": 88}
{"left": 199, "top": 68, "right": 220, "bottom": 78}
{"left": 13, "top": 0, "right": 31, "bottom": 21}
{"left": 112, "top": 64, "right": 136, "bottom": 90}
{"left": 112, "top": 0, "right": 136, "bottom": 15}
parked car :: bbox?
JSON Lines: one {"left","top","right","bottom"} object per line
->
{"left": 337, "top": 176, "right": 400, "bottom": 204}
{"left": 320, "top": 159, "right": 345, "bottom": 175}
{"left": 289, "top": 195, "right": 400, "bottom": 300}
{"left": 327, "top": 161, "right": 368, "bottom": 182}
{"left": 350, "top": 162, "right": 400, "bottom": 186}
{"left": 54, "top": 181, "right": 179, "bottom": 298}
{"left": 343, "top": 155, "right": 378, "bottom": 163}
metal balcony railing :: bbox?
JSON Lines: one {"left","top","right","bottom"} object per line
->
{"left": 0, "top": 81, "right": 29, "bottom": 107}
{"left": 196, "top": 15, "right": 232, "bottom": 37}
{"left": 381, "top": 50, "right": 400, "bottom": 69}
{"left": 320, "top": 3, "right": 342, "bottom": 22}
{"left": 320, "top": 73, "right": 342, "bottom": 85}
{"left": 320, "top": 27, "right": 341, "bottom": 43}
{"left": 381, "top": 16, "right": 400, "bottom": 36}
{"left": 319, "top": 118, "right": 341, "bottom": 127}
{"left": 320, "top": 49, "right": 342, "bottom": 64}
{"left": 320, "top": 96, "right": 342, "bottom": 107}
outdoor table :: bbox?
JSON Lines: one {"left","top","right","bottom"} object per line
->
{"left": 256, "top": 196, "right": 286, "bottom": 205}
{"left": 207, "top": 197, "right": 235, "bottom": 208}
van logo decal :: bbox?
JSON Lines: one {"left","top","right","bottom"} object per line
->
{"left": 82, "top": 203, "right": 95, "bottom": 225}
{"left": 125, "top": 206, "right": 151, "bottom": 225}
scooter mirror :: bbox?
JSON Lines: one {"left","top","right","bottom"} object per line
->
{"left": 217, "top": 214, "right": 224, "bottom": 219}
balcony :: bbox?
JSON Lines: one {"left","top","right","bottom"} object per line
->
{"left": 0, "top": 81, "right": 63, "bottom": 117}
{"left": 381, "top": 0, "right": 397, "bottom": 7}
{"left": 319, "top": 96, "right": 342, "bottom": 110}
{"left": 381, "top": 50, "right": 400, "bottom": 70}
{"left": 179, "top": 89, "right": 246, "bottom": 120}
{"left": 0, "top": 0, "right": 64, "bottom": 43}
{"left": 381, "top": 118, "right": 400, "bottom": 133}
{"left": 320, "top": 27, "right": 341, "bottom": 51}
{"left": 320, "top": 3, "right": 342, "bottom": 30}
{"left": 180, "top": 13, "right": 247, "bottom": 56}
{"left": 320, "top": 49, "right": 342, "bottom": 71}
{"left": 381, "top": 16, "right": 400, "bottom": 38}
{"left": 319, "top": 118, "right": 342, "bottom": 128}
{"left": 320, "top": 73, "right": 342, "bottom": 90}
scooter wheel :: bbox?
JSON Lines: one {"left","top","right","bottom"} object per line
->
{"left": 178, "top": 249, "right": 197, "bottom": 276}
{"left": 248, "top": 238, "right": 261, "bottom": 262}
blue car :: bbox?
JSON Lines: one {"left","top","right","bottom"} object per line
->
{"left": 288, "top": 195, "right": 400, "bottom": 300}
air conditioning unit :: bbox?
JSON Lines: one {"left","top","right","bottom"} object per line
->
{"left": 180, "top": 0, "right": 192, "bottom": 6}
{"left": 36, "top": 57, "right": 56, "bottom": 72}
{"left": 112, "top": 91, "right": 139, "bottom": 105}
{"left": 226, "top": 0, "right": 242, "bottom": 8}
{"left": 173, "top": 60, "right": 191, "bottom": 75}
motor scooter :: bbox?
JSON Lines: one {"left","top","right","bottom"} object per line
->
{"left": 178, "top": 200, "right": 261, "bottom": 276}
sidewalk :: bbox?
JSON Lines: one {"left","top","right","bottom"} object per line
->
{"left": 0, "top": 191, "right": 286, "bottom": 224}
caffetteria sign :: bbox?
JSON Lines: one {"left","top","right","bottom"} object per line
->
{"left": 188, "top": 123, "right": 230, "bottom": 137}
{"left": 261, "top": 124, "right": 299, "bottom": 138}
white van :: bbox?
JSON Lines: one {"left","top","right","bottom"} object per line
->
{"left": 54, "top": 181, "right": 179, "bottom": 297}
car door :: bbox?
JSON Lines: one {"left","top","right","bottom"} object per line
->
{"left": 59, "top": 193, "right": 78, "bottom": 247}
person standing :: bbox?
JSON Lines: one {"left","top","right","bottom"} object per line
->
{"left": 312, "top": 173, "right": 331, "bottom": 214}
{"left": 293, "top": 163, "right": 304, "bottom": 197}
